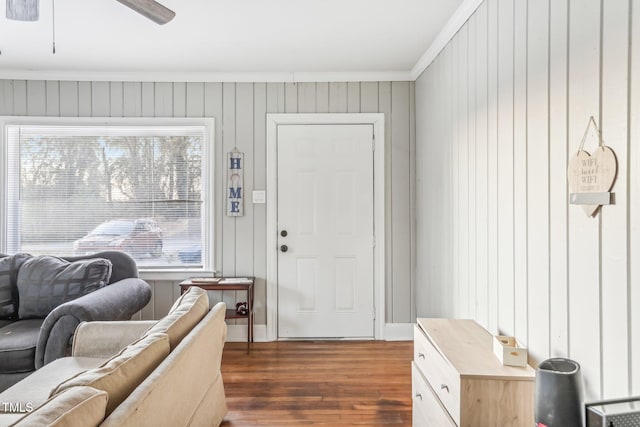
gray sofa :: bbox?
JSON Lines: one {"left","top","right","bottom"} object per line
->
{"left": 0, "top": 251, "right": 152, "bottom": 392}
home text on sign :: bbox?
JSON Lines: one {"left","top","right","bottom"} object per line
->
{"left": 227, "top": 151, "right": 244, "bottom": 216}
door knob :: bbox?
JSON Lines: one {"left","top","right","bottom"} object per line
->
{"left": 280, "top": 230, "right": 288, "bottom": 237}
{"left": 280, "top": 245, "right": 288, "bottom": 253}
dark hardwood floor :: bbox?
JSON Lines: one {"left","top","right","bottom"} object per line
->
{"left": 220, "top": 340, "right": 413, "bottom": 426}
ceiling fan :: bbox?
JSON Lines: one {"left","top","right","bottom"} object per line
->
{"left": 6, "top": 0, "right": 175, "bottom": 24}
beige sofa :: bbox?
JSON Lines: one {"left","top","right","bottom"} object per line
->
{"left": 0, "top": 287, "right": 227, "bottom": 426}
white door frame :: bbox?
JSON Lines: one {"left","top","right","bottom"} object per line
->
{"left": 266, "top": 113, "right": 385, "bottom": 341}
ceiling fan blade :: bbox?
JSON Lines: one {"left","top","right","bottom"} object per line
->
{"left": 6, "top": 0, "right": 39, "bottom": 21}
{"left": 116, "top": 0, "right": 175, "bottom": 25}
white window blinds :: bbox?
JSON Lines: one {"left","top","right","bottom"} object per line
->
{"left": 5, "top": 124, "right": 208, "bottom": 269}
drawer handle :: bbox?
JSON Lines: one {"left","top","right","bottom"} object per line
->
{"left": 415, "top": 393, "right": 423, "bottom": 401}
{"left": 440, "top": 384, "right": 449, "bottom": 393}
{"left": 418, "top": 353, "right": 425, "bottom": 359}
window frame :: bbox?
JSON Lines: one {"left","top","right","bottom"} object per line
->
{"left": 0, "top": 116, "right": 216, "bottom": 280}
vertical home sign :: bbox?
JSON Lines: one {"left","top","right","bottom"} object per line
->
{"left": 227, "top": 150, "right": 244, "bottom": 216}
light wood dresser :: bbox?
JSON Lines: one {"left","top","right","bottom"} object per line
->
{"left": 412, "top": 318, "right": 535, "bottom": 427}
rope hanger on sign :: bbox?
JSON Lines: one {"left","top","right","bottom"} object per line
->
{"left": 577, "top": 115, "right": 605, "bottom": 154}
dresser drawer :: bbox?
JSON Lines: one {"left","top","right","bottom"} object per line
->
{"left": 414, "top": 325, "right": 461, "bottom": 424}
{"left": 412, "top": 362, "right": 456, "bottom": 427}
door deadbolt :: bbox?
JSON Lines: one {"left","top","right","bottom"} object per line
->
{"left": 280, "top": 230, "right": 288, "bottom": 237}
{"left": 280, "top": 245, "right": 288, "bottom": 253}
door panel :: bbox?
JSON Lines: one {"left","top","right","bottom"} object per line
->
{"left": 277, "top": 124, "right": 374, "bottom": 338}
{"left": 335, "top": 257, "right": 356, "bottom": 311}
{"left": 296, "top": 257, "right": 318, "bottom": 312}
{"left": 296, "top": 172, "right": 317, "bottom": 235}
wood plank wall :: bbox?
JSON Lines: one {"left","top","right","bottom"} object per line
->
{"left": 0, "top": 79, "right": 416, "bottom": 326}
{"left": 415, "top": 0, "right": 639, "bottom": 401}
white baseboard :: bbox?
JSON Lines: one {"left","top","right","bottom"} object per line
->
{"left": 383, "top": 323, "right": 414, "bottom": 341}
{"left": 226, "top": 324, "right": 268, "bottom": 342}
{"left": 226, "top": 323, "right": 414, "bottom": 342}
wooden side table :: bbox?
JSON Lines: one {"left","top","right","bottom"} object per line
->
{"left": 179, "top": 277, "right": 255, "bottom": 351}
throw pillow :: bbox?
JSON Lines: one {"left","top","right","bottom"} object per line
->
{"left": 11, "top": 386, "right": 108, "bottom": 427}
{"left": 0, "top": 253, "right": 31, "bottom": 319}
{"left": 51, "top": 332, "right": 170, "bottom": 416}
{"left": 17, "top": 256, "right": 112, "bottom": 319}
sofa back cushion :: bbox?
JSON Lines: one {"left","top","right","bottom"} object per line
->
{"left": 0, "top": 253, "right": 31, "bottom": 319}
{"left": 100, "top": 302, "right": 228, "bottom": 427}
{"left": 17, "top": 256, "right": 112, "bottom": 319}
{"left": 12, "top": 386, "right": 108, "bottom": 427}
{"left": 51, "top": 332, "right": 169, "bottom": 416}
{"left": 144, "top": 286, "right": 209, "bottom": 349}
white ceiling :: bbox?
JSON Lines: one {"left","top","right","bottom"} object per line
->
{"left": 0, "top": 0, "right": 465, "bottom": 81}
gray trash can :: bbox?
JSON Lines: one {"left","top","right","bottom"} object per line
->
{"left": 535, "top": 358, "right": 585, "bottom": 427}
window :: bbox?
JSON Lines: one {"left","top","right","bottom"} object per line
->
{"left": 1, "top": 118, "right": 214, "bottom": 271}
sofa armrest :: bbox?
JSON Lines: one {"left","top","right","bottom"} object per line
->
{"left": 35, "top": 278, "right": 152, "bottom": 369}
{"left": 72, "top": 320, "right": 157, "bottom": 358}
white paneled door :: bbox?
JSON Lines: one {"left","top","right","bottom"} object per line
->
{"left": 277, "top": 124, "right": 374, "bottom": 338}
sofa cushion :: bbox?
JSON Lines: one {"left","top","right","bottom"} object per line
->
{"left": 11, "top": 386, "right": 108, "bottom": 427}
{"left": 17, "top": 256, "right": 112, "bottom": 319}
{"left": 0, "top": 357, "right": 105, "bottom": 413}
{"left": 144, "top": 286, "right": 209, "bottom": 349}
{"left": 0, "top": 319, "right": 43, "bottom": 374}
{"left": 99, "top": 303, "right": 227, "bottom": 427}
{"left": 51, "top": 332, "right": 170, "bottom": 416}
{"left": 0, "top": 254, "right": 31, "bottom": 319}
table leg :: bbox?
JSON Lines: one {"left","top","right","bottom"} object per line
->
{"left": 247, "top": 285, "right": 254, "bottom": 353}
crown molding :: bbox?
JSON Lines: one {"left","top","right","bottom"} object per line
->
{"left": 0, "top": 70, "right": 413, "bottom": 83}
{"left": 410, "top": 0, "right": 484, "bottom": 80}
